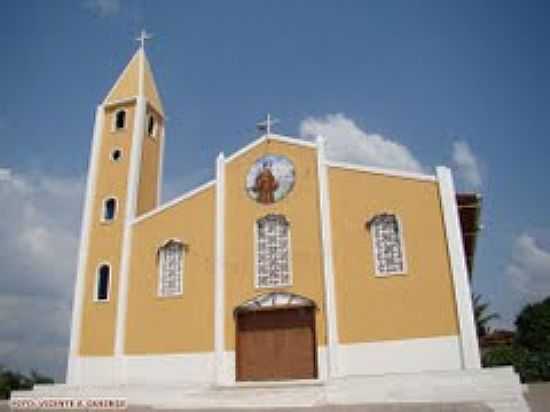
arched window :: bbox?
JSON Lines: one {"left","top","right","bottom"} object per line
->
{"left": 114, "top": 109, "right": 126, "bottom": 130}
{"left": 147, "top": 114, "right": 156, "bottom": 137}
{"left": 103, "top": 197, "right": 117, "bottom": 222}
{"left": 368, "top": 214, "right": 406, "bottom": 276}
{"left": 158, "top": 240, "right": 184, "bottom": 297}
{"left": 96, "top": 264, "right": 111, "bottom": 301}
{"left": 256, "top": 214, "right": 291, "bottom": 288}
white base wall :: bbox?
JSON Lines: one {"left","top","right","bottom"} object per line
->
{"left": 338, "top": 335, "right": 463, "bottom": 377}
{"left": 68, "top": 352, "right": 214, "bottom": 386}
{"left": 68, "top": 336, "right": 461, "bottom": 386}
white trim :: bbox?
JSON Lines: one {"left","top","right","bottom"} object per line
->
{"left": 436, "top": 166, "right": 481, "bottom": 370}
{"left": 214, "top": 153, "right": 226, "bottom": 385}
{"left": 253, "top": 214, "right": 293, "bottom": 289}
{"left": 100, "top": 196, "right": 118, "bottom": 223}
{"left": 156, "top": 121, "right": 165, "bottom": 205}
{"left": 368, "top": 213, "right": 408, "bottom": 277}
{"left": 157, "top": 240, "right": 185, "bottom": 298}
{"left": 225, "top": 135, "right": 267, "bottom": 163}
{"left": 316, "top": 136, "right": 340, "bottom": 380}
{"left": 111, "top": 108, "right": 128, "bottom": 132}
{"left": 93, "top": 262, "right": 113, "bottom": 302}
{"left": 225, "top": 134, "right": 316, "bottom": 164}
{"left": 268, "top": 133, "right": 317, "bottom": 148}
{"left": 67, "top": 105, "right": 104, "bottom": 384}
{"left": 133, "top": 180, "right": 216, "bottom": 225}
{"left": 114, "top": 96, "right": 147, "bottom": 362}
{"left": 104, "top": 96, "right": 137, "bottom": 109}
{"left": 138, "top": 49, "right": 145, "bottom": 99}
{"left": 327, "top": 160, "right": 437, "bottom": 182}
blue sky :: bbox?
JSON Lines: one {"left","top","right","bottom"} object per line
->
{"left": 1, "top": 0, "right": 549, "bottom": 381}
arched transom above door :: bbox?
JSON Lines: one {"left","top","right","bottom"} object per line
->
{"left": 235, "top": 292, "right": 316, "bottom": 315}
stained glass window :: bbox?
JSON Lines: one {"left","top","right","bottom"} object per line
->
{"left": 256, "top": 215, "right": 291, "bottom": 288}
{"left": 159, "top": 240, "right": 184, "bottom": 296}
{"left": 370, "top": 214, "right": 406, "bottom": 275}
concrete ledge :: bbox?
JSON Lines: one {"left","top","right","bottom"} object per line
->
{"left": 11, "top": 367, "right": 529, "bottom": 411}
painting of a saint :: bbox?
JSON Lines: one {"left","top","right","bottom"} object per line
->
{"left": 246, "top": 155, "right": 295, "bottom": 204}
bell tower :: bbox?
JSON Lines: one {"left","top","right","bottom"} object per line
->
{"left": 67, "top": 34, "right": 165, "bottom": 384}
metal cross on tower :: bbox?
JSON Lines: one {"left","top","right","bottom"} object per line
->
{"left": 256, "top": 113, "right": 280, "bottom": 135}
{"left": 136, "top": 29, "right": 153, "bottom": 49}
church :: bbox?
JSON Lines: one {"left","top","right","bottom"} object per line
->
{"left": 15, "top": 38, "right": 529, "bottom": 410}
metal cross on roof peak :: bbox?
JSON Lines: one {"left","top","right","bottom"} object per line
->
{"left": 256, "top": 113, "right": 279, "bottom": 135}
{"left": 136, "top": 29, "right": 153, "bottom": 49}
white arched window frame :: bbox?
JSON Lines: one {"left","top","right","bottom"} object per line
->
{"left": 254, "top": 214, "right": 293, "bottom": 289}
{"left": 101, "top": 196, "right": 118, "bottom": 223}
{"left": 368, "top": 213, "right": 407, "bottom": 277}
{"left": 157, "top": 239, "right": 185, "bottom": 297}
{"left": 112, "top": 109, "right": 127, "bottom": 132}
{"left": 94, "top": 262, "right": 112, "bottom": 302}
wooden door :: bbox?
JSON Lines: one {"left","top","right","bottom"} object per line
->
{"left": 236, "top": 307, "right": 317, "bottom": 381}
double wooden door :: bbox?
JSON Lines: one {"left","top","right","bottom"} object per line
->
{"left": 236, "top": 307, "right": 317, "bottom": 381}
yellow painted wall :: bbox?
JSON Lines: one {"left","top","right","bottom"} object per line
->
{"left": 328, "top": 167, "right": 459, "bottom": 344}
{"left": 224, "top": 140, "right": 327, "bottom": 350}
{"left": 125, "top": 187, "right": 215, "bottom": 354}
{"left": 79, "top": 104, "right": 135, "bottom": 355}
{"left": 136, "top": 109, "right": 161, "bottom": 216}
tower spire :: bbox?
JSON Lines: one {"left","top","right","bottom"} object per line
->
{"left": 102, "top": 30, "right": 164, "bottom": 115}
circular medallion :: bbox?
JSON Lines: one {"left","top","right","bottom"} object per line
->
{"left": 246, "top": 155, "right": 295, "bottom": 204}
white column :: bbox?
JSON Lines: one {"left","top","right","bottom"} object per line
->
{"left": 113, "top": 96, "right": 147, "bottom": 381}
{"left": 214, "top": 153, "right": 226, "bottom": 385}
{"left": 156, "top": 122, "right": 165, "bottom": 205}
{"left": 436, "top": 166, "right": 481, "bottom": 369}
{"left": 316, "top": 136, "right": 340, "bottom": 379}
{"left": 66, "top": 105, "right": 104, "bottom": 385}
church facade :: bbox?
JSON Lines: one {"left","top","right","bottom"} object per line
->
{"left": 48, "top": 43, "right": 529, "bottom": 409}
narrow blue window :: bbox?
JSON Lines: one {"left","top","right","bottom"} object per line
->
{"left": 103, "top": 198, "right": 116, "bottom": 221}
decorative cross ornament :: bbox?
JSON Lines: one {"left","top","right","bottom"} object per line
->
{"left": 136, "top": 29, "right": 153, "bottom": 49}
{"left": 256, "top": 113, "right": 279, "bottom": 135}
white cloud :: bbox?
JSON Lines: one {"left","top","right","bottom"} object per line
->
{"left": 451, "top": 141, "right": 482, "bottom": 190}
{"left": 299, "top": 113, "right": 425, "bottom": 173}
{"left": 507, "top": 233, "right": 550, "bottom": 303}
{"left": 83, "top": 0, "right": 120, "bottom": 17}
{"left": 0, "top": 171, "right": 84, "bottom": 381}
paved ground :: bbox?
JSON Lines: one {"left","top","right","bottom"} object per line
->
{"left": 5, "top": 381, "right": 549, "bottom": 411}
{"left": 523, "top": 382, "right": 550, "bottom": 412}
{"left": 6, "top": 383, "right": 550, "bottom": 412}
{"left": 1, "top": 400, "right": 494, "bottom": 411}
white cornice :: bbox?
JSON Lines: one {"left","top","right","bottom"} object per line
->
{"left": 326, "top": 160, "right": 437, "bottom": 182}
{"left": 225, "top": 134, "right": 316, "bottom": 164}
{"left": 133, "top": 180, "right": 216, "bottom": 225}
